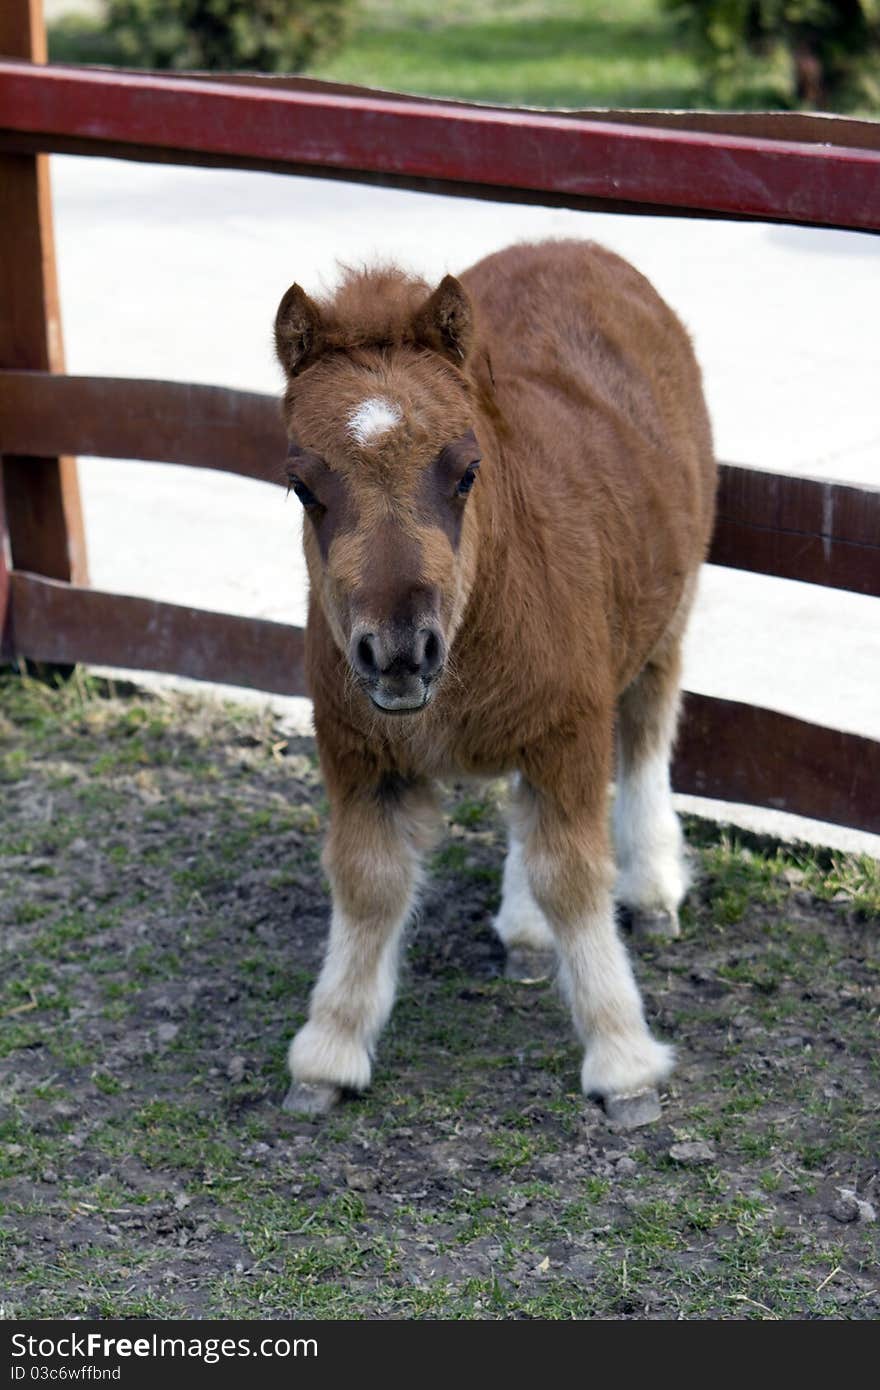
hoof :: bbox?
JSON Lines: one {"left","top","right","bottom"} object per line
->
{"left": 602, "top": 1088, "right": 662, "bottom": 1129}
{"left": 622, "top": 907, "right": 680, "bottom": 942}
{"left": 504, "top": 946, "right": 555, "bottom": 983}
{"left": 282, "top": 1081, "right": 342, "bottom": 1116}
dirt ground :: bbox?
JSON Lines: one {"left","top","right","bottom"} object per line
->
{"left": 1, "top": 672, "right": 878, "bottom": 1319}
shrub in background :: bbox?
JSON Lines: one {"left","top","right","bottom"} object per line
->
{"left": 51, "top": 0, "right": 353, "bottom": 72}
{"left": 663, "top": 0, "right": 880, "bottom": 109}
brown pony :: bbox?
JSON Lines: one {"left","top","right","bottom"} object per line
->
{"left": 274, "top": 239, "right": 716, "bottom": 1128}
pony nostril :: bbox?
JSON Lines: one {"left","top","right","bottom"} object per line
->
{"left": 353, "top": 626, "right": 444, "bottom": 684}
{"left": 419, "top": 627, "right": 445, "bottom": 679}
{"left": 353, "top": 632, "right": 380, "bottom": 679}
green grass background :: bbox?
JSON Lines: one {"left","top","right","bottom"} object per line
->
{"left": 48, "top": 0, "right": 844, "bottom": 112}
{"left": 307, "top": 0, "right": 715, "bottom": 107}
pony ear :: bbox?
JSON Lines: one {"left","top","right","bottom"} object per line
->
{"left": 274, "top": 283, "right": 325, "bottom": 377}
{"left": 414, "top": 275, "right": 473, "bottom": 364}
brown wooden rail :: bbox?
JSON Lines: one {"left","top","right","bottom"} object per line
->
{"left": 2, "top": 371, "right": 878, "bottom": 598}
{"left": 7, "top": 570, "right": 307, "bottom": 696}
{"left": 6, "top": 568, "right": 878, "bottom": 835}
{"left": 0, "top": 372, "right": 284, "bottom": 486}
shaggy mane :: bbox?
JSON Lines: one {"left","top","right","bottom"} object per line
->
{"left": 313, "top": 264, "right": 432, "bottom": 354}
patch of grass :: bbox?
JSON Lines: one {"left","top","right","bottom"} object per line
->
{"left": 0, "top": 748, "right": 28, "bottom": 783}
{"left": 305, "top": 0, "right": 710, "bottom": 109}
{"left": 489, "top": 1129, "right": 548, "bottom": 1173}
{"left": 430, "top": 842, "right": 471, "bottom": 874}
{"left": 92, "top": 1071, "right": 123, "bottom": 1096}
{"left": 32, "top": 911, "right": 117, "bottom": 956}
{"left": 10, "top": 900, "right": 53, "bottom": 926}
{"left": 699, "top": 836, "right": 787, "bottom": 925}
{"left": 450, "top": 795, "right": 496, "bottom": 830}
{"left": 803, "top": 853, "right": 880, "bottom": 918}
{"left": 0, "top": 1232, "right": 184, "bottom": 1319}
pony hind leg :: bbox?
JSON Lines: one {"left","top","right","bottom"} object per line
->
{"left": 493, "top": 815, "right": 557, "bottom": 982}
{"left": 614, "top": 620, "right": 689, "bottom": 942}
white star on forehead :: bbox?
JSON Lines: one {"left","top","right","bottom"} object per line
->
{"left": 347, "top": 396, "right": 403, "bottom": 445}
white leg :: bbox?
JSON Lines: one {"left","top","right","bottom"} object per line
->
{"left": 288, "top": 890, "right": 416, "bottom": 1094}
{"left": 554, "top": 898, "right": 675, "bottom": 1100}
{"left": 493, "top": 835, "right": 556, "bottom": 952}
{"left": 520, "top": 773, "right": 674, "bottom": 1123}
{"left": 613, "top": 747, "right": 688, "bottom": 916}
{"left": 286, "top": 780, "right": 438, "bottom": 1112}
{"left": 614, "top": 643, "right": 690, "bottom": 940}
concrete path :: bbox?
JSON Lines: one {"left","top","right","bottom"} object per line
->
{"left": 49, "top": 155, "right": 880, "bottom": 854}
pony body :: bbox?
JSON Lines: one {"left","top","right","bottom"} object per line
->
{"left": 274, "top": 239, "right": 716, "bottom": 1126}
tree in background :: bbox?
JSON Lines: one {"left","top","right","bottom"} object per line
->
{"left": 663, "top": 0, "right": 880, "bottom": 109}
{"left": 59, "top": 0, "right": 352, "bottom": 72}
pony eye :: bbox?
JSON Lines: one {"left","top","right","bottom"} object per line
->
{"left": 457, "top": 463, "right": 479, "bottom": 497}
{"left": 289, "top": 477, "right": 320, "bottom": 509}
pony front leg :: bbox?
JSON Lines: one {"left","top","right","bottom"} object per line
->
{"left": 518, "top": 772, "right": 673, "bottom": 1127}
{"left": 284, "top": 777, "right": 439, "bottom": 1115}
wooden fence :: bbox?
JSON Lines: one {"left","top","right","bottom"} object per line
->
{"left": 1, "top": 0, "right": 878, "bottom": 835}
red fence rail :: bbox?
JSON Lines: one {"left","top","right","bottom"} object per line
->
{"left": 1, "top": 44, "right": 878, "bottom": 837}
{"left": 1, "top": 60, "right": 880, "bottom": 231}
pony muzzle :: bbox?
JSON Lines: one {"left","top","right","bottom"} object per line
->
{"left": 349, "top": 621, "right": 446, "bottom": 714}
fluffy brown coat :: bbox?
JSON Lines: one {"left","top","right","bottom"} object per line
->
{"left": 275, "top": 238, "right": 716, "bottom": 1121}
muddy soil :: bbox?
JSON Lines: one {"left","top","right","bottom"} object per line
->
{"left": 1, "top": 676, "right": 877, "bottom": 1319}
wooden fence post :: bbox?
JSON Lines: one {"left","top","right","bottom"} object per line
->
{"left": 0, "top": 478, "right": 10, "bottom": 661}
{"left": 0, "top": 0, "right": 88, "bottom": 606}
